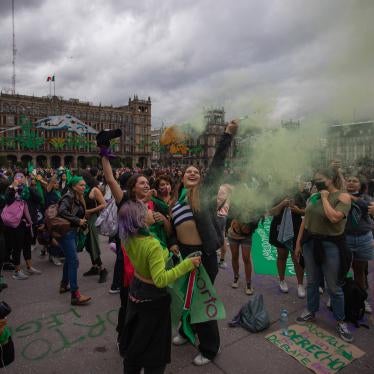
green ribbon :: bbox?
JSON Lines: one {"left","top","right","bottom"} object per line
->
{"left": 178, "top": 187, "right": 188, "bottom": 206}
{"left": 309, "top": 193, "right": 321, "bottom": 205}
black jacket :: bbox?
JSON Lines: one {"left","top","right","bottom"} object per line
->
{"left": 58, "top": 189, "right": 85, "bottom": 227}
{"left": 170, "top": 132, "right": 233, "bottom": 255}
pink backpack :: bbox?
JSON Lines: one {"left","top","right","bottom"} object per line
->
{"left": 1, "top": 200, "right": 29, "bottom": 228}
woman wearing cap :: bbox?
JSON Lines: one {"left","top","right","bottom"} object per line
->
{"left": 58, "top": 176, "right": 91, "bottom": 305}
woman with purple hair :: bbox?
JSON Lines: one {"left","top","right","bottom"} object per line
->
{"left": 117, "top": 199, "right": 201, "bottom": 374}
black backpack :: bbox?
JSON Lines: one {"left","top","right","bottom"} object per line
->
{"left": 343, "top": 277, "right": 368, "bottom": 328}
{"left": 228, "top": 294, "right": 270, "bottom": 333}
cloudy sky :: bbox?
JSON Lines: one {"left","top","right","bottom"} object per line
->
{"left": 0, "top": 0, "right": 373, "bottom": 128}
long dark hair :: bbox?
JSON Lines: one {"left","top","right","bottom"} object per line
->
{"left": 126, "top": 173, "right": 147, "bottom": 201}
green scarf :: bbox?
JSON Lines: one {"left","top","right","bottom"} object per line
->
{"left": 178, "top": 187, "right": 188, "bottom": 206}
{"left": 309, "top": 193, "right": 321, "bottom": 205}
{"left": 20, "top": 185, "right": 30, "bottom": 201}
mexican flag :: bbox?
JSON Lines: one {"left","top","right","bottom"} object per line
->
{"left": 46, "top": 75, "right": 55, "bottom": 82}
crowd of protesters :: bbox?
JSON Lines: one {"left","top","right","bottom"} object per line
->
{"left": 0, "top": 121, "right": 373, "bottom": 372}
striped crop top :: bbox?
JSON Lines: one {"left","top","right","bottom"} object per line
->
{"left": 171, "top": 201, "right": 194, "bottom": 227}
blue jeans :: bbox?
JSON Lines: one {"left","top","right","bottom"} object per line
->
{"left": 59, "top": 230, "right": 79, "bottom": 293}
{"left": 303, "top": 240, "right": 345, "bottom": 321}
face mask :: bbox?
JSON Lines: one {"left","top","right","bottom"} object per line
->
{"left": 314, "top": 181, "right": 327, "bottom": 191}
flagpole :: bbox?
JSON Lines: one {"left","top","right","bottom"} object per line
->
{"left": 53, "top": 76, "right": 55, "bottom": 97}
{"left": 49, "top": 80, "right": 51, "bottom": 97}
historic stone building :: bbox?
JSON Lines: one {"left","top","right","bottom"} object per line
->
{"left": 0, "top": 92, "right": 151, "bottom": 168}
{"left": 326, "top": 120, "right": 374, "bottom": 166}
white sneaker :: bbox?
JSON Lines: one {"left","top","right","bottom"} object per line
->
{"left": 297, "top": 284, "right": 306, "bottom": 298}
{"left": 326, "top": 297, "right": 331, "bottom": 308}
{"left": 50, "top": 256, "right": 62, "bottom": 266}
{"left": 172, "top": 334, "right": 188, "bottom": 346}
{"left": 279, "top": 280, "right": 288, "bottom": 293}
{"left": 218, "top": 261, "right": 227, "bottom": 269}
{"left": 25, "top": 267, "right": 42, "bottom": 275}
{"left": 12, "top": 270, "right": 29, "bottom": 280}
{"left": 364, "top": 300, "right": 372, "bottom": 314}
{"left": 193, "top": 353, "right": 211, "bottom": 366}
{"left": 319, "top": 287, "right": 324, "bottom": 295}
{"left": 245, "top": 284, "right": 254, "bottom": 295}
{"left": 231, "top": 277, "right": 239, "bottom": 289}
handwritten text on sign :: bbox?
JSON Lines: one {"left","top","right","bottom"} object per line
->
{"left": 266, "top": 323, "right": 365, "bottom": 374}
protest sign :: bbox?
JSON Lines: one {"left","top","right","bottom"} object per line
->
{"left": 266, "top": 323, "right": 365, "bottom": 374}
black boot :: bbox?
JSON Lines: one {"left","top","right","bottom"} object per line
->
{"left": 98, "top": 268, "right": 108, "bottom": 283}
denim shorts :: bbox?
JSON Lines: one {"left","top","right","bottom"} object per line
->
{"left": 228, "top": 236, "right": 252, "bottom": 247}
{"left": 346, "top": 231, "right": 374, "bottom": 261}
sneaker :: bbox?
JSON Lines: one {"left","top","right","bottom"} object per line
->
{"left": 25, "top": 267, "right": 42, "bottom": 275}
{"left": 326, "top": 297, "right": 331, "bottom": 309}
{"left": 98, "top": 268, "right": 108, "bottom": 283}
{"left": 172, "top": 333, "right": 188, "bottom": 346}
{"left": 279, "top": 280, "right": 288, "bottom": 293}
{"left": 109, "top": 286, "right": 120, "bottom": 294}
{"left": 218, "top": 260, "right": 227, "bottom": 269}
{"left": 83, "top": 267, "right": 99, "bottom": 276}
{"left": 297, "top": 284, "right": 306, "bottom": 298}
{"left": 12, "top": 270, "right": 29, "bottom": 280}
{"left": 364, "top": 300, "right": 372, "bottom": 314}
{"left": 193, "top": 353, "right": 211, "bottom": 366}
{"left": 337, "top": 322, "right": 353, "bottom": 343}
{"left": 71, "top": 291, "right": 92, "bottom": 306}
{"left": 231, "top": 276, "right": 239, "bottom": 289}
{"left": 50, "top": 256, "right": 62, "bottom": 266}
{"left": 39, "top": 249, "right": 47, "bottom": 257}
{"left": 319, "top": 287, "right": 324, "bottom": 295}
{"left": 245, "top": 283, "right": 254, "bottom": 295}
{"left": 296, "top": 310, "right": 316, "bottom": 324}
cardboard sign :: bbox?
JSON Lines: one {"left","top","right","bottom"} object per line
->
{"left": 266, "top": 323, "right": 365, "bottom": 374}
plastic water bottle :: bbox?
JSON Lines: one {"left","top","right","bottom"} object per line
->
{"left": 280, "top": 309, "right": 288, "bottom": 336}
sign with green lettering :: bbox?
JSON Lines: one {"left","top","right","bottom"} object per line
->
{"left": 266, "top": 323, "right": 365, "bottom": 374}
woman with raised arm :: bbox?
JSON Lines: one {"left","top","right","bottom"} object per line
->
{"left": 170, "top": 120, "right": 238, "bottom": 366}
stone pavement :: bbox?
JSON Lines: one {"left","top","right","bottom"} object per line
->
{"left": 3, "top": 237, "right": 374, "bottom": 374}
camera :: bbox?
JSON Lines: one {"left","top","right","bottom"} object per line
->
{"left": 0, "top": 302, "right": 11, "bottom": 319}
{"left": 96, "top": 129, "right": 122, "bottom": 147}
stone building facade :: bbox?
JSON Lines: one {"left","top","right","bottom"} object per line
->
{"left": 326, "top": 121, "right": 374, "bottom": 166}
{"left": 0, "top": 92, "right": 151, "bottom": 168}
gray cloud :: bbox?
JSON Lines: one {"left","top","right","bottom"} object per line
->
{"left": 0, "top": 0, "right": 373, "bottom": 128}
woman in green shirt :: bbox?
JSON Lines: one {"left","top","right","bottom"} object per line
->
{"left": 295, "top": 168, "right": 353, "bottom": 343}
{"left": 118, "top": 199, "right": 200, "bottom": 374}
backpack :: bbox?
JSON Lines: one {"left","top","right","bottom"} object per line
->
{"left": 1, "top": 200, "right": 26, "bottom": 228}
{"left": 228, "top": 294, "right": 270, "bottom": 333}
{"left": 343, "top": 277, "right": 368, "bottom": 328}
{"left": 95, "top": 199, "right": 118, "bottom": 237}
{"left": 44, "top": 203, "right": 71, "bottom": 240}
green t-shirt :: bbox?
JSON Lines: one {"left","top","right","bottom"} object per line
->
{"left": 125, "top": 235, "right": 194, "bottom": 288}
{"left": 304, "top": 191, "right": 351, "bottom": 236}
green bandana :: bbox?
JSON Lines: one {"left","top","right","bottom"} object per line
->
{"left": 67, "top": 175, "right": 84, "bottom": 187}
{"left": 178, "top": 187, "right": 188, "bottom": 206}
{"left": 309, "top": 193, "right": 321, "bottom": 205}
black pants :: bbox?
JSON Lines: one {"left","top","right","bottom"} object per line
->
{"left": 4, "top": 223, "right": 32, "bottom": 266}
{"left": 117, "top": 285, "right": 129, "bottom": 342}
{"left": 178, "top": 243, "right": 220, "bottom": 360}
{"left": 124, "top": 361, "right": 165, "bottom": 374}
